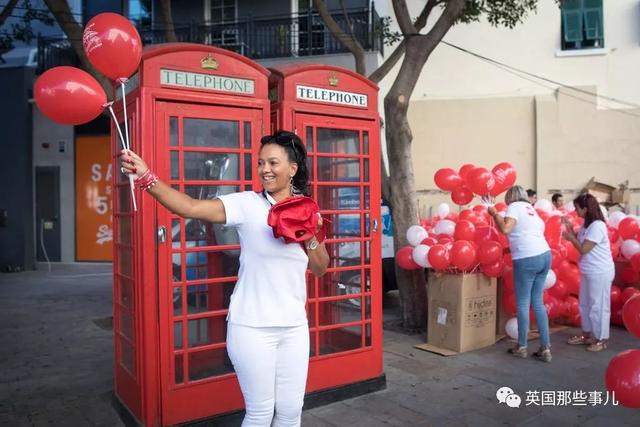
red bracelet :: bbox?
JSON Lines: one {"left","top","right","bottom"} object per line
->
{"left": 134, "top": 169, "right": 159, "bottom": 191}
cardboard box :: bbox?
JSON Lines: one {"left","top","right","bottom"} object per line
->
{"left": 427, "top": 272, "right": 497, "bottom": 353}
{"left": 611, "top": 188, "right": 630, "bottom": 205}
{"left": 583, "top": 178, "right": 615, "bottom": 204}
{"left": 496, "top": 278, "right": 509, "bottom": 337}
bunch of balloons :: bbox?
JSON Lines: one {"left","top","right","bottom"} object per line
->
{"left": 34, "top": 13, "right": 143, "bottom": 210}
{"left": 434, "top": 162, "right": 517, "bottom": 206}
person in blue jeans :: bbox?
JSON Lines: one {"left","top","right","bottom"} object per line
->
{"left": 488, "top": 185, "right": 552, "bottom": 362}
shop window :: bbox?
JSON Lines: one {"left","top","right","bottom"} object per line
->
{"left": 561, "top": 0, "right": 603, "bottom": 50}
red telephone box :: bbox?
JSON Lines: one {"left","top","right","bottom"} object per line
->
{"left": 269, "top": 65, "right": 385, "bottom": 394}
{"left": 111, "top": 44, "right": 270, "bottom": 426}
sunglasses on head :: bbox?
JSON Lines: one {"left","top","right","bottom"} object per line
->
{"left": 261, "top": 134, "right": 298, "bottom": 153}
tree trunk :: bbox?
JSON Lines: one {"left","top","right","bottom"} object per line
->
{"left": 159, "top": 0, "right": 178, "bottom": 43}
{"left": 44, "top": 0, "right": 112, "bottom": 97}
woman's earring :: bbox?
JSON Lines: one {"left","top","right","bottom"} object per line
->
{"left": 289, "top": 175, "right": 294, "bottom": 195}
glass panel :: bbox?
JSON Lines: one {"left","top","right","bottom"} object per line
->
{"left": 318, "top": 299, "right": 362, "bottom": 326}
{"left": 118, "top": 217, "right": 131, "bottom": 244}
{"left": 244, "top": 154, "right": 252, "bottom": 181}
{"left": 365, "top": 213, "right": 371, "bottom": 236}
{"left": 174, "top": 321, "right": 183, "bottom": 349}
{"left": 317, "top": 157, "right": 360, "bottom": 182}
{"left": 325, "top": 213, "right": 361, "bottom": 239}
{"left": 364, "top": 269, "right": 371, "bottom": 292}
{"left": 181, "top": 217, "right": 241, "bottom": 252}
{"left": 172, "top": 219, "right": 181, "bottom": 249}
{"left": 170, "top": 151, "right": 179, "bottom": 180}
{"left": 305, "top": 127, "right": 313, "bottom": 152}
{"left": 120, "top": 278, "right": 133, "bottom": 308}
{"left": 244, "top": 122, "right": 251, "bottom": 149}
{"left": 326, "top": 241, "right": 361, "bottom": 269}
{"left": 309, "top": 331, "right": 317, "bottom": 357}
{"left": 174, "top": 249, "right": 240, "bottom": 281}
{"left": 169, "top": 117, "right": 178, "bottom": 146}
{"left": 118, "top": 247, "right": 132, "bottom": 277}
{"left": 318, "top": 269, "right": 362, "bottom": 298}
{"left": 172, "top": 253, "right": 183, "bottom": 282}
{"left": 365, "top": 296, "right": 371, "bottom": 320}
{"left": 175, "top": 353, "right": 184, "bottom": 384}
{"left": 188, "top": 348, "right": 234, "bottom": 380}
{"left": 188, "top": 317, "right": 227, "bottom": 348}
{"left": 319, "top": 325, "right": 362, "bottom": 355}
{"left": 317, "top": 128, "right": 359, "bottom": 154}
{"left": 173, "top": 286, "right": 182, "bottom": 316}
{"left": 365, "top": 240, "right": 371, "bottom": 264}
{"left": 120, "top": 337, "right": 135, "bottom": 375}
{"left": 365, "top": 323, "right": 372, "bottom": 347}
{"left": 184, "top": 118, "right": 239, "bottom": 148}
{"left": 306, "top": 271, "right": 315, "bottom": 298}
{"left": 118, "top": 185, "right": 130, "bottom": 213}
{"left": 363, "top": 131, "right": 369, "bottom": 155}
{"left": 363, "top": 158, "right": 369, "bottom": 182}
{"left": 184, "top": 152, "right": 239, "bottom": 181}
{"left": 185, "top": 282, "right": 236, "bottom": 312}
{"left": 364, "top": 186, "right": 370, "bottom": 209}
{"left": 307, "top": 302, "right": 316, "bottom": 328}
{"left": 185, "top": 185, "right": 240, "bottom": 201}
{"left": 120, "top": 310, "right": 134, "bottom": 340}
{"left": 317, "top": 186, "right": 360, "bottom": 210}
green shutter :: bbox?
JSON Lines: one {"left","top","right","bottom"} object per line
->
{"left": 583, "top": 0, "right": 603, "bottom": 41}
{"left": 563, "top": 10, "right": 583, "bottom": 42}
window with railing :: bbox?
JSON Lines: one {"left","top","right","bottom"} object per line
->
{"left": 561, "top": 0, "right": 603, "bottom": 50}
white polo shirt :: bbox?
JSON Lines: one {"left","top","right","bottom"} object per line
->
{"left": 218, "top": 191, "right": 309, "bottom": 327}
{"left": 505, "top": 201, "right": 550, "bottom": 260}
{"left": 577, "top": 220, "right": 614, "bottom": 274}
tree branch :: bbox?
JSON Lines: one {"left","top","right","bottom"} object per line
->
{"left": 392, "top": 0, "right": 415, "bottom": 36}
{"left": 159, "top": 0, "right": 178, "bottom": 43}
{"left": 313, "top": 0, "right": 366, "bottom": 74}
{"left": 0, "top": 0, "right": 19, "bottom": 27}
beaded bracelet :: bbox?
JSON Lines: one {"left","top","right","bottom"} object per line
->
{"left": 134, "top": 169, "right": 159, "bottom": 191}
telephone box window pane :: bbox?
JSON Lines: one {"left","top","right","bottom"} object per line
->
{"left": 120, "top": 338, "right": 135, "bottom": 375}
{"left": 325, "top": 213, "right": 360, "bottom": 239}
{"left": 173, "top": 287, "right": 182, "bottom": 316}
{"left": 309, "top": 331, "right": 317, "bottom": 357}
{"left": 317, "top": 128, "right": 359, "bottom": 154}
{"left": 118, "top": 217, "right": 131, "bottom": 244}
{"left": 363, "top": 158, "right": 369, "bottom": 182}
{"left": 170, "top": 151, "right": 179, "bottom": 180}
{"left": 181, "top": 218, "right": 241, "bottom": 252}
{"left": 319, "top": 325, "right": 362, "bottom": 355}
{"left": 365, "top": 323, "right": 372, "bottom": 347}
{"left": 169, "top": 117, "right": 178, "bottom": 146}
{"left": 318, "top": 300, "right": 362, "bottom": 326}
{"left": 174, "top": 321, "right": 183, "bottom": 349}
{"left": 118, "top": 185, "right": 130, "bottom": 213}
{"left": 243, "top": 122, "right": 251, "bottom": 149}
{"left": 306, "top": 271, "right": 315, "bottom": 299}
{"left": 365, "top": 240, "right": 370, "bottom": 264}
{"left": 188, "top": 348, "right": 234, "bottom": 380}
{"left": 175, "top": 354, "right": 184, "bottom": 384}
{"left": 365, "top": 296, "right": 371, "bottom": 320}
{"left": 171, "top": 219, "right": 181, "bottom": 249}
{"left": 184, "top": 118, "right": 239, "bottom": 148}
{"left": 317, "top": 186, "right": 360, "bottom": 210}
{"left": 184, "top": 185, "right": 240, "bottom": 201}
{"left": 317, "top": 157, "right": 360, "bottom": 181}
{"left": 119, "top": 247, "right": 132, "bottom": 277}
{"left": 318, "top": 270, "right": 362, "bottom": 298}
{"left": 188, "top": 317, "right": 227, "bottom": 348}
{"left": 183, "top": 250, "right": 239, "bottom": 281}
{"left": 363, "top": 131, "right": 369, "bottom": 155}
{"left": 307, "top": 302, "right": 316, "bottom": 328}
{"left": 183, "top": 152, "right": 239, "bottom": 181}
{"left": 172, "top": 253, "right": 183, "bottom": 282}
{"left": 120, "top": 278, "right": 133, "bottom": 308}
{"left": 364, "top": 269, "right": 371, "bottom": 292}
{"left": 185, "top": 282, "right": 236, "bottom": 312}
{"left": 325, "top": 241, "right": 361, "bottom": 269}
{"left": 364, "top": 186, "right": 370, "bottom": 209}
{"left": 121, "top": 310, "right": 134, "bottom": 340}
{"left": 305, "top": 127, "right": 313, "bottom": 152}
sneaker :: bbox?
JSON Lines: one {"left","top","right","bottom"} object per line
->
{"left": 533, "top": 347, "right": 552, "bottom": 363}
{"left": 507, "top": 346, "right": 528, "bottom": 358}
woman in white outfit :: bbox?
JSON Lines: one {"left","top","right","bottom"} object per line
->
{"left": 562, "top": 193, "right": 614, "bottom": 352}
{"left": 120, "top": 130, "right": 329, "bottom": 426}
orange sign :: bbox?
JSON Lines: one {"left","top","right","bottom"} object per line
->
{"left": 75, "top": 135, "right": 112, "bottom": 261}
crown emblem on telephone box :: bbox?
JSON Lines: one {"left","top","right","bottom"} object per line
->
{"left": 201, "top": 54, "right": 219, "bottom": 70}
{"left": 328, "top": 72, "right": 339, "bottom": 86}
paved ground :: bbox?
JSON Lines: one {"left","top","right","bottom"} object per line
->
{"left": 1, "top": 263, "right": 638, "bottom": 426}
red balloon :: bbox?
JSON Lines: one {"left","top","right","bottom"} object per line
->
{"left": 611, "top": 285, "right": 622, "bottom": 307}
{"left": 454, "top": 220, "right": 476, "bottom": 242}
{"left": 420, "top": 237, "right": 438, "bottom": 247}
{"left": 451, "top": 186, "right": 474, "bottom": 205}
{"left": 566, "top": 295, "right": 580, "bottom": 316}
{"left": 494, "top": 202, "right": 507, "bottom": 212}
{"left": 548, "top": 279, "right": 568, "bottom": 300}
{"left": 428, "top": 244, "right": 450, "bottom": 271}
{"left": 481, "top": 259, "right": 505, "bottom": 277}
{"left": 83, "top": 12, "right": 143, "bottom": 81}
{"left": 545, "top": 216, "right": 563, "bottom": 247}
{"left": 396, "top": 246, "right": 421, "bottom": 270}
{"left": 621, "top": 287, "right": 640, "bottom": 304}
{"left": 491, "top": 162, "right": 517, "bottom": 190}
{"left": 569, "top": 312, "right": 581, "bottom": 327}
{"left": 605, "top": 349, "right": 640, "bottom": 408}
{"left": 450, "top": 241, "right": 477, "bottom": 271}
{"left": 618, "top": 217, "right": 639, "bottom": 240}
{"left": 502, "top": 291, "right": 516, "bottom": 316}
{"left": 434, "top": 168, "right": 463, "bottom": 191}
{"left": 502, "top": 267, "right": 514, "bottom": 293}
{"left": 620, "top": 266, "right": 639, "bottom": 286}
{"left": 622, "top": 295, "right": 640, "bottom": 338}
{"left": 458, "top": 163, "right": 476, "bottom": 182}
{"left": 631, "top": 253, "right": 640, "bottom": 273}
{"left": 550, "top": 248, "right": 564, "bottom": 270}
{"left": 564, "top": 240, "right": 580, "bottom": 263}
{"left": 503, "top": 253, "right": 513, "bottom": 266}
{"left": 466, "top": 167, "right": 496, "bottom": 196}
{"left": 34, "top": 66, "right": 106, "bottom": 125}
{"left": 611, "top": 306, "right": 624, "bottom": 325}
{"left": 478, "top": 241, "right": 503, "bottom": 265}
{"left": 608, "top": 228, "right": 619, "bottom": 244}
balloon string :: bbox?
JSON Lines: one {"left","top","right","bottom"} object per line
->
{"left": 121, "top": 82, "right": 130, "bottom": 151}
{"left": 106, "top": 104, "right": 127, "bottom": 151}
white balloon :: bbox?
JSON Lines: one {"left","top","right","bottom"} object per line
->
{"left": 437, "top": 202, "right": 450, "bottom": 218}
{"left": 621, "top": 239, "right": 640, "bottom": 260}
{"left": 543, "top": 269, "right": 556, "bottom": 289}
{"left": 534, "top": 199, "right": 553, "bottom": 213}
{"left": 433, "top": 219, "right": 456, "bottom": 236}
{"left": 411, "top": 244, "right": 431, "bottom": 268}
{"left": 406, "top": 225, "right": 428, "bottom": 247}
{"left": 505, "top": 317, "right": 519, "bottom": 340}
{"left": 609, "top": 211, "right": 626, "bottom": 229}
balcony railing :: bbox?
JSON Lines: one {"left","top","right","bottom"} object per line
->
{"left": 37, "top": 7, "right": 384, "bottom": 74}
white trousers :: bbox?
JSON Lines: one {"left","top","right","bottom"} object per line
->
{"left": 579, "top": 270, "right": 614, "bottom": 340}
{"left": 226, "top": 323, "right": 309, "bottom": 427}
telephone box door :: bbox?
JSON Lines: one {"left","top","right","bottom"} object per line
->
{"left": 295, "top": 113, "right": 383, "bottom": 389}
{"left": 155, "top": 101, "right": 261, "bottom": 425}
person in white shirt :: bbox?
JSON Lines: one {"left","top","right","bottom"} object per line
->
{"left": 562, "top": 193, "right": 614, "bottom": 352}
{"left": 488, "top": 185, "right": 552, "bottom": 362}
{"left": 120, "top": 131, "right": 329, "bottom": 427}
